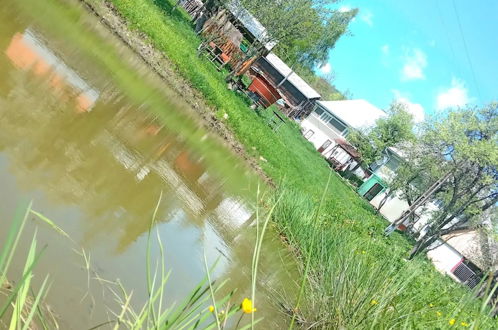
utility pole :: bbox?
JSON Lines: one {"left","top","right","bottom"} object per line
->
{"left": 384, "top": 171, "right": 452, "bottom": 236}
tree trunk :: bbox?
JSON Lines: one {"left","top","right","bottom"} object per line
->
{"left": 376, "top": 189, "right": 394, "bottom": 213}
{"left": 408, "top": 235, "right": 437, "bottom": 260}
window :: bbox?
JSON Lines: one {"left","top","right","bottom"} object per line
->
{"left": 327, "top": 116, "right": 347, "bottom": 133}
{"left": 318, "top": 140, "right": 332, "bottom": 153}
{"left": 315, "top": 107, "right": 348, "bottom": 135}
{"left": 452, "top": 262, "right": 480, "bottom": 289}
{"left": 320, "top": 112, "right": 332, "bottom": 122}
{"left": 386, "top": 156, "right": 401, "bottom": 172}
{"left": 304, "top": 129, "right": 314, "bottom": 139}
{"left": 364, "top": 183, "right": 384, "bottom": 201}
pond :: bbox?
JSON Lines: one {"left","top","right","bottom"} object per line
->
{"left": 0, "top": 0, "right": 298, "bottom": 328}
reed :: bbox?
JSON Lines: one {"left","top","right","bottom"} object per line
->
{"left": 104, "top": 193, "right": 268, "bottom": 329}
{"left": 0, "top": 202, "right": 54, "bottom": 329}
{"left": 271, "top": 188, "right": 498, "bottom": 329}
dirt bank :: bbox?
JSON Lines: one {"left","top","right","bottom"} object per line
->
{"left": 80, "top": 0, "right": 274, "bottom": 186}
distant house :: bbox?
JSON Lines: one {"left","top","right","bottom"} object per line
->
{"left": 251, "top": 53, "right": 321, "bottom": 117}
{"left": 427, "top": 230, "right": 496, "bottom": 288}
{"left": 357, "top": 146, "right": 444, "bottom": 232}
{"left": 326, "top": 138, "right": 361, "bottom": 172}
{"left": 358, "top": 147, "right": 497, "bottom": 290}
{"left": 357, "top": 147, "right": 404, "bottom": 204}
{"left": 301, "top": 99, "right": 386, "bottom": 173}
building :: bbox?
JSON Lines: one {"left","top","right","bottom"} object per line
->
{"left": 357, "top": 147, "right": 404, "bottom": 205}
{"left": 427, "top": 231, "right": 490, "bottom": 288}
{"left": 196, "top": 1, "right": 276, "bottom": 74}
{"left": 358, "top": 147, "right": 497, "bottom": 290}
{"left": 252, "top": 53, "right": 321, "bottom": 117}
{"left": 301, "top": 99, "right": 386, "bottom": 172}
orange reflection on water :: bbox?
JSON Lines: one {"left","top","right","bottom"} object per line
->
{"left": 5, "top": 29, "right": 99, "bottom": 112}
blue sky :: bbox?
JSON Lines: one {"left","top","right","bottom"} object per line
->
{"left": 319, "top": 0, "right": 498, "bottom": 122}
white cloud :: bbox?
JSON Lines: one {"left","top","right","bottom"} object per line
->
{"left": 392, "top": 90, "right": 425, "bottom": 123}
{"left": 319, "top": 62, "right": 332, "bottom": 74}
{"left": 338, "top": 5, "right": 352, "bottom": 13}
{"left": 360, "top": 10, "right": 373, "bottom": 26}
{"left": 400, "top": 48, "right": 427, "bottom": 81}
{"left": 381, "top": 44, "right": 390, "bottom": 55}
{"left": 436, "top": 78, "right": 469, "bottom": 111}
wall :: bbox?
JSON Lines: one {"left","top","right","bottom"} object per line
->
{"left": 254, "top": 58, "right": 306, "bottom": 106}
{"left": 301, "top": 112, "right": 369, "bottom": 176}
{"left": 427, "top": 241, "right": 463, "bottom": 281}
{"left": 301, "top": 112, "right": 343, "bottom": 151}
{"left": 367, "top": 188, "right": 439, "bottom": 228}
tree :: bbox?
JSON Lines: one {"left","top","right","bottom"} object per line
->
{"left": 238, "top": 0, "right": 357, "bottom": 71}
{"left": 301, "top": 71, "right": 346, "bottom": 101}
{"left": 391, "top": 103, "right": 498, "bottom": 259}
{"left": 348, "top": 101, "right": 416, "bottom": 168}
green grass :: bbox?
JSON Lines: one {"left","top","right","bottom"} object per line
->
{"left": 272, "top": 189, "right": 497, "bottom": 328}
{"left": 0, "top": 203, "right": 54, "bottom": 330}
{"left": 105, "top": 0, "right": 498, "bottom": 328}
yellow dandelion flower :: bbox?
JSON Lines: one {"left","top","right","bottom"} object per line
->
{"left": 436, "top": 311, "right": 442, "bottom": 317}
{"left": 448, "top": 319, "right": 456, "bottom": 326}
{"left": 241, "top": 298, "right": 256, "bottom": 314}
{"left": 461, "top": 322, "right": 469, "bottom": 327}
{"left": 362, "top": 250, "right": 366, "bottom": 254}
{"left": 429, "top": 303, "right": 434, "bottom": 307}
{"left": 370, "top": 300, "right": 378, "bottom": 306}
{"left": 208, "top": 305, "right": 215, "bottom": 313}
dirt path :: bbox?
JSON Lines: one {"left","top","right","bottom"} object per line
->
{"left": 80, "top": 0, "right": 274, "bottom": 186}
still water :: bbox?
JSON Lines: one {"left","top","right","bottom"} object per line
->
{"left": 0, "top": 0, "right": 298, "bottom": 328}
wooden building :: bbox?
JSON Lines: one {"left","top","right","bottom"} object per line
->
{"left": 195, "top": 1, "right": 276, "bottom": 74}
{"left": 252, "top": 53, "right": 321, "bottom": 118}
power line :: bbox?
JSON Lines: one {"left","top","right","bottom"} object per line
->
{"left": 435, "top": 0, "right": 460, "bottom": 77}
{"left": 451, "top": 0, "right": 483, "bottom": 103}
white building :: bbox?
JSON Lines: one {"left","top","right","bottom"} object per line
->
{"left": 358, "top": 149, "right": 492, "bottom": 286}
{"left": 301, "top": 99, "right": 493, "bottom": 287}
{"left": 301, "top": 99, "right": 386, "bottom": 174}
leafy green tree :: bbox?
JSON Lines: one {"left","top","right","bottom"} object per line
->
{"left": 239, "top": 0, "right": 357, "bottom": 71}
{"left": 300, "top": 71, "right": 346, "bottom": 101}
{"left": 348, "top": 101, "right": 416, "bottom": 167}
{"left": 389, "top": 104, "right": 498, "bottom": 259}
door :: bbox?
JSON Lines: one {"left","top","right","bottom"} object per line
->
{"left": 318, "top": 140, "right": 332, "bottom": 153}
{"left": 364, "top": 183, "right": 384, "bottom": 201}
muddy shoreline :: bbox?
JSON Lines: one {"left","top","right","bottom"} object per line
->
{"left": 80, "top": 0, "right": 274, "bottom": 187}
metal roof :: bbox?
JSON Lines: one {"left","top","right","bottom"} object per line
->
{"left": 317, "top": 99, "right": 386, "bottom": 130}
{"left": 264, "top": 53, "right": 321, "bottom": 100}
{"left": 335, "top": 138, "right": 360, "bottom": 158}
{"left": 226, "top": 1, "right": 276, "bottom": 50}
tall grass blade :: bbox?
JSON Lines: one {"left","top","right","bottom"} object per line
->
{"left": 0, "top": 201, "right": 32, "bottom": 281}
{"left": 289, "top": 172, "right": 331, "bottom": 330}
{"left": 30, "top": 210, "right": 72, "bottom": 241}
{"left": 21, "top": 275, "right": 50, "bottom": 330}
{"left": 0, "top": 245, "right": 46, "bottom": 318}
{"left": 9, "top": 230, "right": 38, "bottom": 330}
{"left": 146, "top": 190, "right": 163, "bottom": 328}
{"left": 203, "top": 252, "right": 221, "bottom": 330}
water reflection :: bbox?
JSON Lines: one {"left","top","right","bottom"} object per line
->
{"left": 6, "top": 29, "right": 100, "bottom": 112}
{"left": 0, "top": 6, "right": 297, "bottom": 328}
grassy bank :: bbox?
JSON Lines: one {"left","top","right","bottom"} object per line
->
{"left": 99, "top": 0, "right": 495, "bottom": 328}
